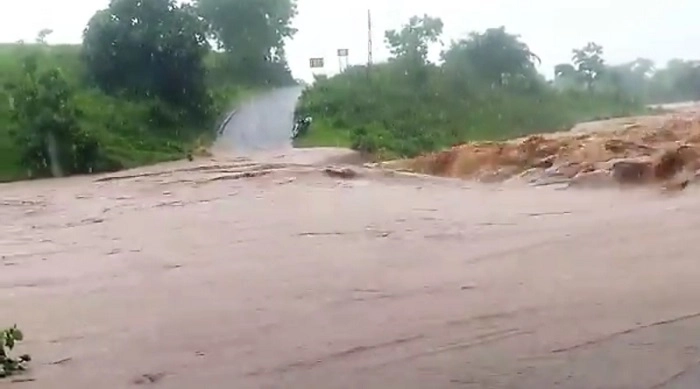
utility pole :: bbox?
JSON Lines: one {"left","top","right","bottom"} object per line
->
{"left": 367, "top": 9, "right": 373, "bottom": 79}
{"left": 367, "top": 9, "right": 373, "bottom": 66}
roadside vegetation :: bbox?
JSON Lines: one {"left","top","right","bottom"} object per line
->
{"left": 1, "top": 325, "right": 29, "bottom": 378}
{"left": 0, "top": 0, "right": 298, "bottom": 182}
{"left": 295, "top": 16, "right": 700, "bottom": 159}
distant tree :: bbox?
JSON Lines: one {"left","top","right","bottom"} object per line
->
{"left": 599, "top": 58, "right": 655, "bottom": 98}
{"left": 630, "top": 57, "right": 655, "bottom": 78}
{"left": 383, "top": 15, "right": 443, "bottom": 86}
{"left": 641, "top": 59, "right": 700, "bottom": 102}
{"left": 195, "top": 0, "right": 298, "bottom": 85}
{"left": 385, "top": 15, "right": 444, "bottom": 66}
{"left": 35, "top": 29, "right": 53, "bottom": 44}
{"left": 82, "top": 0, "right": 211, "bottom": 115}
{"left": 553, "top": 63, "right": 582, "bottom": 90}
{"left": 572, "top": 42, "right": 605, "bottom": 90}
{"left": 667, "top": 60, "right": 700, "bottom": 100}
{"left": 442, "top": 27, "right": 540, "bottom": 88}
{"left": 554, "top": 63, "right": 576, "bottom": 79}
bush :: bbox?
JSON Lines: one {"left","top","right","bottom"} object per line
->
{"left": 5, "top": 55, "right": 105, "bottom": 178}
{"left": 1, "top": 325, "right": 30, "bottom": 378}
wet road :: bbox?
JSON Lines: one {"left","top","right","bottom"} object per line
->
{"left": 215, "top": 86, "right": 304, "bottom": 152}
{"left": 4, "top": 158, "right": 700, "bottom": 388}
{"left": 5, "top": 95, "right": 700, "bottom": 388}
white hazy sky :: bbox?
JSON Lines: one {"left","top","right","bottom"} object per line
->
{"left": 2, "top": 0, "right": 700, "bottom": 81}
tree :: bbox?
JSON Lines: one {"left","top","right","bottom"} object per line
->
{"left": 82, "top": 0, "right": 211, "bottom": 115}
{"left": 35, "top": 29, "right": 53, "bottom": 44}
{"left": 667, "top": 60, "right": 700, "bottom": 100}
{"left": 572, "top": 42, "right": 605, "bottom": 90}
{"left": 554, "top": 63, "right": 576, "bottom": 79}
{"left": 599, "top": 58, "right": 655, "bottom": 98}
{"left": 385, "top": 15, "right": 444, "bottom": 66}
{"left": 553, "top": 63, "right": 581, "bottom": 90}
{"left": 195, "top": 0, "right": 297, "bottom": 85}
{"left": 442, "top": 27, "right": 540, "bottom": 88}
{"left": 630, "top": 57, "right": 655, "bottom": 78}
{"left": 643, "top": 59, "right": 700, "bottom": 102}
{"left": 6, "top": 55, "right": 99, "bottom": 177}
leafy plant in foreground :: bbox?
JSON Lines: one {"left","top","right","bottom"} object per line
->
{"left": 0, "top": 325, "right": 30, "bottom": 378}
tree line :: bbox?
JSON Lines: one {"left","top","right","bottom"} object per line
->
{"left": 295, "top": 15, "right": 698, "bottom": 158}
{"left": 555, "top": 45, "right": 700, "bottom": 103}
{"left": 0, "top": 0, "right": 298, "bottom": 181}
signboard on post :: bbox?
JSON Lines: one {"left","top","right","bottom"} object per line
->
{"left": 309, "top": 58, "right": 325, "bottom": 69}
{"left": 337, "top": 49, "right": 349, "bottom": 72}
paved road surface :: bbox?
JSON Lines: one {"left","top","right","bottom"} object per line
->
{"left": 215, "top": 86, "right": 304, "bottom": 153}
{"left": 2, "top": 152, "right": 700, "bottom": 388}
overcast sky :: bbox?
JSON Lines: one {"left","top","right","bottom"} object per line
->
{"left": 2, "top": 0, "right": 699, "bottom": 81}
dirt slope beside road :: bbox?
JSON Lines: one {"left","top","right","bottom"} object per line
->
{"left": 387, "top": 105, "right": 700, "bottom": 190}
{"left": 3, "top": 151, "right": 700, "bottom": 388}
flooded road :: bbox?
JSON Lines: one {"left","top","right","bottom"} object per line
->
{"left": 214, "top": 86, "right": 304, "bottom": 153}
{"left": 2, "top": 150, "right": 700, "bottom": 388}
{"left": 3, "top": 94, "right": 700, "bottom": 388}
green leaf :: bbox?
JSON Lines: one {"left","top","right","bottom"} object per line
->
{"left": 12, "top": 329, "right": 23, "bottom": 342}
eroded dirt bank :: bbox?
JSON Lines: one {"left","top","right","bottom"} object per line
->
{"left": 3, "top": 151, "right": 700, "bottom": 388}
{"left": 385, "top": 107, "right": 700, "bottom": 190}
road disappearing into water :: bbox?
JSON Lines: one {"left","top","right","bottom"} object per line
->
{"left": 215, "top": 86, "right": 304, "bottom": 153}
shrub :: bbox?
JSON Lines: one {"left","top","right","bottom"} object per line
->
{"left": 0, "top": 325, "right": 30, "bottom": 378}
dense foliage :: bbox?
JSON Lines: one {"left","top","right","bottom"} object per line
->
{"left": 195, "top": 0, "right": 297, "bottom": 86}
{"left": 6, "top": 55, "right": 102, "bottom": 177}
{"left": 295, "top": 17, "right": 696, "bottom": 158}
{"left": 1, "top": 325, "right": 30, "bottom": 378}
{"left": 83, "top": 0, "right": 211, "bottom": 116}
{"left": 0, "top": 0, "right": 298, "bottom": 182}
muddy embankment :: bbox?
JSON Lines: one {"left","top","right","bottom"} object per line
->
{"left": 382, "top": 107, "right": 700, "bottom": 191}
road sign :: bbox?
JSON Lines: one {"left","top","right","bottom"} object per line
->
{"left": 337, "top": 49, "right": 349, "bottom": 57}
{"left": 309, "top": 58, "right": 325, "bottom": 68}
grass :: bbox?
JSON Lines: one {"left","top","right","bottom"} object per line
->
{"left": 293, "top": 119, "right": 352, "bottom": 148}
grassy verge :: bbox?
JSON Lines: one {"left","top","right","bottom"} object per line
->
{"left": 293, "top": 118, "right": 352, "bottom": 148}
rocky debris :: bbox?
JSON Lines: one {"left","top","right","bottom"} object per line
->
{"left": 663, "top": 179, "right": 691, "bottom": 192}
{"left": 655, "top": 145, "right": 698, "bottom": 179}
{"left": 568, "top": 170, "right": 615, "bottom": 188}
{"left": 604, "top": 139, "right": 653, "bottom": 154}
{"left": 531, "top": 155, "right": 556, "bottom": 169}
{"left": 518, "top": 167, "right": 546, "bottom": 183}
{"left": 323, "top": 166, "right": 359, "bottom": 179}
{"left": 477, "top": 166, "right": 520, "bottom": 183}
{"left": 546, "top": 162, "right": 594, "bottom": 179}
{"left": 611, "top": 158, "right": 654, "bottom": 185}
